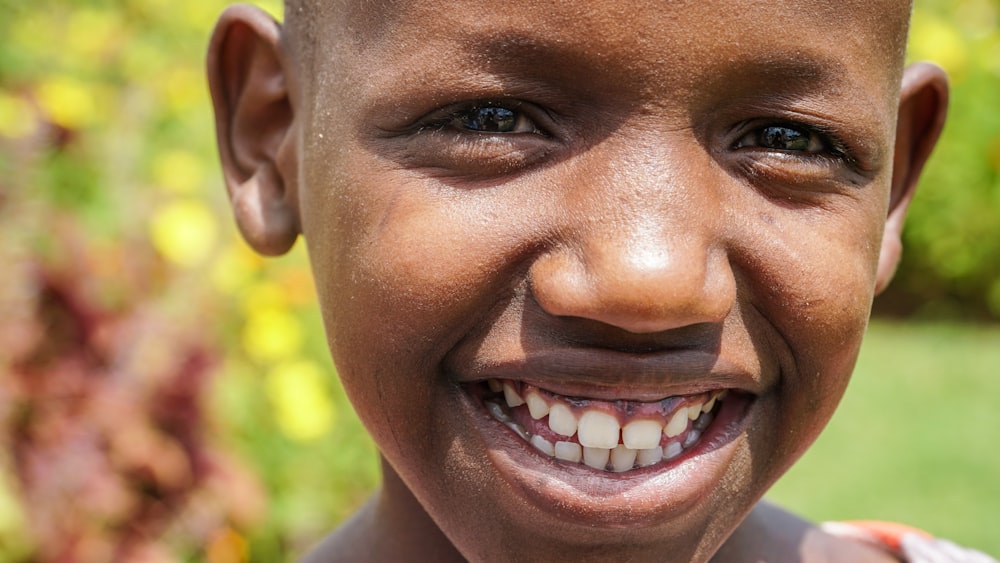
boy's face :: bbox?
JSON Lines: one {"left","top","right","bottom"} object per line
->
{"left": 211, "top": 0, "right": 945, "bottom": 560}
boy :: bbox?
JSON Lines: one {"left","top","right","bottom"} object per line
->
{"left": 205, "top": 0, "right": 980, "bottom": 560}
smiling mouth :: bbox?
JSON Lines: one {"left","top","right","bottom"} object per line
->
{"left": 472, "top": 379, "right": 728, "bottom": 474}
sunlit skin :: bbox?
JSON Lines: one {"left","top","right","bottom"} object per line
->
{"left": 208, "top": 1, "right": 947, "bottom": 561}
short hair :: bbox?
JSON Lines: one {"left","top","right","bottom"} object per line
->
{"left": 283, "top": 0, "right": 321, "bottom": 71}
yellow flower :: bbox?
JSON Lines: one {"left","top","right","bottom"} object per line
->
{"left": 266, "top": 360, "right": 337, "bottom": 442}
{"left": 37, "top": 77, "right": 98, "bottom": 130}
{"left": 909, "top": 9, "right": 969, "bottom": 77}
{"left": 242, "top": 305, "right": 303, "bottom": 363}
{"left": 149, "top": 199, "right": 218, "bottom": 267}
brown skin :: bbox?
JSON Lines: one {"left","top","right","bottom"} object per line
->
{"left": 208, "top": 1, "right": 948, "bottom": 561}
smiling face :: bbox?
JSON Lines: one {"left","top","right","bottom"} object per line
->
{"left": 211, "top": 0, "right": 947, "bottom": 560}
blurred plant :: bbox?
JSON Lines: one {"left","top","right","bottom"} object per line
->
{"left": 0, "top": 0, "right": 376, "bottom": 560}
{"left": 0, "top": 224, "right": 264, "bottom": 562}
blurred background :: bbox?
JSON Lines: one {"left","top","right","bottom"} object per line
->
{"left": 0, "top": 0, "right": 996, "bottom": 561}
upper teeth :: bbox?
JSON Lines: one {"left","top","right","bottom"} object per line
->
{"left": 622, "top": 419, "right": 662, "bottom": 449}
{"left": 548, "top": 403, "right": 578, "bottom": 437}
{"left": 503, "top": 382, "right": 525, "bottom": 407}
{"left": 578, "top": 410, "right": 620, "bottom": 449}
{"left": 664, "top": 408, "right": 689, "bottom": 438}
{"left": 484, "top": 380, "right": 726, "bottom": 473}
{"left": 525, "top": 390, "right": 550, "bottom": 419}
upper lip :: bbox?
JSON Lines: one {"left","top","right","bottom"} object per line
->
{"left": 451, "top": 347, "right": 763, "bottom": 402}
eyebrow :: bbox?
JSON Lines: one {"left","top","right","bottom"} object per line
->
{"left": 719, "top": 54, "right": 847, "bottom": 86}
{"left": 388, "top": 29, "right": 854, "bottom": 104}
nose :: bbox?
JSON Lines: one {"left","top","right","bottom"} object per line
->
{"left": 529, "top": 151, "right": 736, "bottom": 334}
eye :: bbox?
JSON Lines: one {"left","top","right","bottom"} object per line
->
{"left": 394, "top": 100, "right": 556, "bottom": 177}
{"left": 446, "top": 103, "right": 541, "bottom": 134}
{"left": 734, "top": 124, "right": 827, "bottom": 153}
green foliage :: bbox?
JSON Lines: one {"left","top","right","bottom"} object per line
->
{"left": 876, "top": 0, "right": 1000, "bottom": 320}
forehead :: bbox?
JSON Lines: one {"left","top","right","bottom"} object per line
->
{"left": 333, "top": 0, "right": 908, "bottom": 38}
{"left": 324, "top": 1, "right": 908, "bottom": 68}
{"left": 304, "top": 0, "right": 909, "bottom": 119}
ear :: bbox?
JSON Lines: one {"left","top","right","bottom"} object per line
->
{"left": 208, "top": 5, "right": 300, "bottom": 256}
{"left": 874, "top": 62, "right": 949, "bottom": 294}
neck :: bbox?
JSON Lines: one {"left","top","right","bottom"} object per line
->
{"left": 375, "top": 459, "right": 466, "bottom": 562}
{"left": 299, "top": 456, "right": 465, "bottom": 562}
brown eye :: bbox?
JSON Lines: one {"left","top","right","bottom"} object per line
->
{"left": 736, "top": 125, "right": 825, "bottom": 152}
{"left": 451, "top": 105, "right": 537, "bottom": 134}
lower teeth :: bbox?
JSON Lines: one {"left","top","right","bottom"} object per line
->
{"left": 487, "top": 401, "right": 510, "bottom": 422}
{"left": 505, "top": 421, "right": 529, "bottom": 441}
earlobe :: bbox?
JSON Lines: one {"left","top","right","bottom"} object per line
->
{"left": 874, "top": 62, "right": 949, "bottom": 294}
{"left": 208, "top": 5, "right": 300, "bottom": 256}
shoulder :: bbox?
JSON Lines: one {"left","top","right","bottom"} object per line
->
{"left": 297, "top": 497, "right": 381, "bottom": 563}
{"left": 822, "top": 521, "right": 999, "bottom": 563}
{"left": 711, "top": 501, "right": 899, "bottom": 563}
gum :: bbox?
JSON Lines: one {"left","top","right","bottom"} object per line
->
{"left": 510, "top": 381, "right": 713, "bottom": 425}
{"left": 476, "top": 380, "right": 717, "bottom": 449}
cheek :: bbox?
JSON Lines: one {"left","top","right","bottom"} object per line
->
{"left": 745, "top": 193, "right": 884, "bottom": 330}
{"left": 300, "top": 159, "right": 528, "bottom": 449}
{"left": 332, "top": 184, "right": 517, "bottom": 346}
{"left": 739, "top": 198, "right": 885, "bottom": 458}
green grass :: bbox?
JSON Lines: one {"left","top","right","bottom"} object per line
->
{"left": 768, "top": 321, "right": 1000, "bottom": 556}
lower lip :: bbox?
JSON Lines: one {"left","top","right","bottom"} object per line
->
{"left": 457, "top": 385, "right": 754, "bottom": 528}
